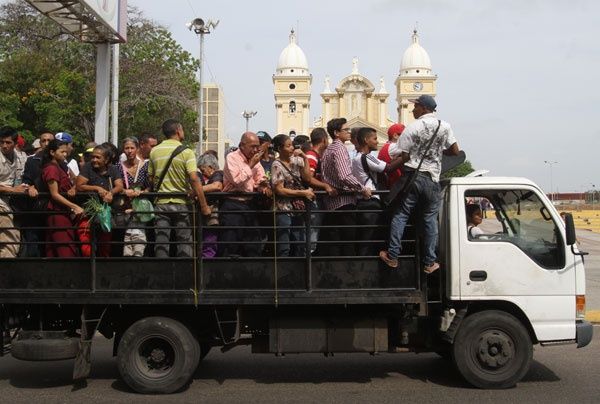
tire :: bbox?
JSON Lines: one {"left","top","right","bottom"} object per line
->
{"left": 11, "top": 336, "right": 79, "bottom": 361}
{"left": 117, "top": 317, "right": 200, "bottom": 394}
{"left": 452, "top": 310, "right": 532, "bottom": 389}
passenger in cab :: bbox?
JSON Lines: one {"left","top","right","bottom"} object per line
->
{"left": 42, "top": 139, "right": 84, "bottom": 257}
{"left": 466, "top": 203, "right": 484, "bottom": 239}
{"left": 76, "top": 144, "right": 124, "bottom": 257}
{"left": 270, "top": 134, "right": 332, "bottom": 257}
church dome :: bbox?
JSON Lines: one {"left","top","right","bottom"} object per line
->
{"left": 276, "top": 30, "right": 309, "bottom": 76}
{"left": 400, "top": 30, "right": 433, "bottom": 77}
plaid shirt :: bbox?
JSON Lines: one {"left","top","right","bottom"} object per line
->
{"left": 321, "top": 139, "right": 364, "bottom": 210}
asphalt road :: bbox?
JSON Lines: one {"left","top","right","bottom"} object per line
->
{"left": 0, "top": 330, "right": 598, "bottom": 403}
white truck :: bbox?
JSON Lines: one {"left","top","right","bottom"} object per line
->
{"left": 0, "top": 177, "right": 592, "bottom": 393}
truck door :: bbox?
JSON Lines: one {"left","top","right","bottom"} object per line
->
{"left": 457, "top": 185, "right": 576, "bottom": 341}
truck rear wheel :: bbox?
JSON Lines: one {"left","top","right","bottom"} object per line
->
{"left": 117, "top": 317, "right": 200, "bottom": 394}
{"left": 452, "top": 310, "right": 532, "bottom": 389}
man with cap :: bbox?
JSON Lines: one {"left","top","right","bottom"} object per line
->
{"left": 256, "top": 131, "right": 274, "bottom": 175}
{"left": 380, "top": 95, "right": 460, "bottom": 274}
{"left": 378, "top": 123, "right": 405, "bottom": 188}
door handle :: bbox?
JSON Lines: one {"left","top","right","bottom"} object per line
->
{"left": 469, "top": 271, "right": 487, "bottom": 282}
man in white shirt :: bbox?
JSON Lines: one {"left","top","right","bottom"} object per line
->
{"left": 352, "top": 127, "right": 403, "bottom": 256}
{"left": 380, "top": 95, "right": 460, "bottom": 273}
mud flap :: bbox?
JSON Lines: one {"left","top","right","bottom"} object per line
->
{"left": 73, "top": 306, "right": 107, "bottom": 382}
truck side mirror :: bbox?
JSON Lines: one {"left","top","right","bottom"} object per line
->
{"left": 564, "top": 213, "right": 576, "bottom": 246}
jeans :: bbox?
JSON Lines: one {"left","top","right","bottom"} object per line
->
{"left": 276, "top": 212, "right": 305, "bottom": 257}
{"left": 154, "top": 203, "right": 193, "bottom": 258}
{"left": 388, "top": 172, "right": 441, "bottom": 266}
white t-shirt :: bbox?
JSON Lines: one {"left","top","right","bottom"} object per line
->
{"left": 468, "top": 225, "right": 484, "bottom": 239}
{"left": 352, "top": 152, "right": 387, "bottom": 199}
{"left": 398, "top": 113, "right": 457, "bottom": 182}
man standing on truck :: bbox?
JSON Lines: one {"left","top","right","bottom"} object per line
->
{"left": 149, "top": 119, "right": 211, "bottom": 258}
{"left": 379, "top": 95, "right": 460, "bottom": 273}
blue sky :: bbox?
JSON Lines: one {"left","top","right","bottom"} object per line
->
{"left": 14, "top": 0, "right": 600, "bottom": 193}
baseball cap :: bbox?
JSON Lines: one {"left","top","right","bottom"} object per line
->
{"left": 409, "top": 94, "right": 437, "bottom": 111}
{"left": 16, "top": 134, "right": 25, "bottom": 148}
{"left": 55, "top": 132, "right": 73, "bottom": 143}
{"left": 387, "top": 123, "right": 405, "bottom": 140}
{"left": 256, "top": 131, "right": 272, "bottom": 143}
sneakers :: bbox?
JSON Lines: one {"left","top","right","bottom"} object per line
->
{"left": 424, "top": 262, "right": 440, "bottom": 274}
{"left": 379, "top": 250, "right": 398, "bottom": 268}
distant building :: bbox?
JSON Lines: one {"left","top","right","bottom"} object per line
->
{"left": 201, "top": 83, "right": 229, "bottom": 165}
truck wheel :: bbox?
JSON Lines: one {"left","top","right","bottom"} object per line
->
{"left": 452, "top": 310, "right": 532, "bottom": 389}
{"left": 117, "top": 317, "right": 200, "bottom": 394}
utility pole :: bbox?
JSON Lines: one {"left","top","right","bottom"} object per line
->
{"left": 544, "top": 160, "right": 558, "bottom": 202}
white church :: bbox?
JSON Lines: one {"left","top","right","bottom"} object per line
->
{"left": 273, "top": 29, "right": 438, "bottom": 143}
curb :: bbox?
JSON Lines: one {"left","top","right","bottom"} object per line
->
{"left": 585, "top": 310, "right": 600, "bottom": 324}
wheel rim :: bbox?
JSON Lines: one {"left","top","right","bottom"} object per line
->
{"left": 134, "top": 336, "right": 177, "bottom": 379}
{"left": 472, "top": 329, "right": 515, "bottom": 373}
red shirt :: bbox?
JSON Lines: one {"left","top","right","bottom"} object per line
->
{"left": 377, "top": 142, "right": 402, "bottom": 188}
{"left": 305, "top": 149, "right": 320, "bottom": 179}
{"left": 42, "top": 163, "right": 72, "bottom": 211}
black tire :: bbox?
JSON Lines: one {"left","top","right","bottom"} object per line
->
{"left": 117, "top": 317, "right": 200, "bottom": 394}
{"left": 452, "top": 310, "right": 532, "bottom": 389}
{"left": 11, "top": 337, "right": 79, "bottom": 361}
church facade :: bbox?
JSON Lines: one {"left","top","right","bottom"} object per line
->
{"left": 273, "top": 29, "right": 437, "bottom": 143}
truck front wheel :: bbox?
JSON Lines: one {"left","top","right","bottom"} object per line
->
{"left": 117, "top": 317, "right": 200, "bottom": 394}
{"left": 452, "top": 310, "right": 532, "bottom": 389}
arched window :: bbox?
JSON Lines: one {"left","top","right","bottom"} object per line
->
{"left": 289, "top": 101, "right": 296, "bottom": 113}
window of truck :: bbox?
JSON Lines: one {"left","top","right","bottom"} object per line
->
{"left": 464, "top": 189, "right": 565, "bottom": 269}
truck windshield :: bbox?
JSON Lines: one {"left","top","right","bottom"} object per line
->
{"left": 465, "top": 189, "right": 565, "bottom": 269}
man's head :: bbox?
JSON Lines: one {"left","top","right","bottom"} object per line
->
{"left": 239, "top": 131, "right": 260, "bottom": 160}
{"left": 55, "top": 132, "right": 74, "bottom": 156}
{"left": 39, "top": 132, "right": 55, "bottom": 150}
{"left": 292, "top": 135, "right": 309, "bottom": 150}
{"left": 326, "top": 118, "right": 350, "bottom": 141}
{"left": 138, "top": 133, "right": 158, "bottom": 159}
{"left": 387, "top": 123, "right": 405, "bottom": 142}
{"left": 0, "top": 126, "right": 18, "bottom": 156}
{"left": 162, "top": 119, "right": 184, "bottom": 141}
{"left": 409, "top": 95, "right": 437, "bottom": 119}
{"left": 357, "top": 127, "right": 378, "bottom": 151}
{"left": 310, "top": 127, "right": 328, "bottom": 153}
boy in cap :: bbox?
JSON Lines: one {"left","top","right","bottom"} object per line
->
{"left": 378, "top": 123, "right": 405, "bottom": 188}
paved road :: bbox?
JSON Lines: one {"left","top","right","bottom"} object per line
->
{"left": 0, "top": 330, "right": 598, "bottom": 403}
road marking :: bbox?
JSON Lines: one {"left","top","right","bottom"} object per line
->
{"left": 585, "top": 310, "right": 600, "bottom": 323}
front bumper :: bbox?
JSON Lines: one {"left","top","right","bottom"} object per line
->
{"left": 576, "top": 320, "right": 593, "bottom": 348}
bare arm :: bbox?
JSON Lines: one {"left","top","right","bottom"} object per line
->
{"left": 273, "top": 181, "right": 314, "bottom": 199}
{"left": 202, "top": 181, "right": 223, "bottom": 193}
{"left": 48, "top": 180, "right": 83, "bottom": 215}
{"left": 443, "top": 142, "right": 460, "bottom": 156}
{"left": 188, "top": 171, "right": 211, "bottom": 215}
{"left": 76, "top": 176, "right": 106, "bottom": 195}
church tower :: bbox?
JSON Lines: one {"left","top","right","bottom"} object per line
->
{"left": 273, "top": 30, "right": 312, "bottom": 136}
{"left": 395, "top": 30, "right": 437, "bottom": 125}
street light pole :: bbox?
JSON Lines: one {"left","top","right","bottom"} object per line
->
{"left": 544, "top": 160, "right": 558, "bottom": 202}
{"left": 187, "top": 18, "right": 219, "bottom": 157}
{"left": 242, "top": 110, "right": 257, "bottom": 132}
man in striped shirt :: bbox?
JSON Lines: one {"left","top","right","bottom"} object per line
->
{"left": 149, "top": 119, "right": 210, "bottom": 258}
{"left": 321, "top": 118, "right": 371, "bottom": 256}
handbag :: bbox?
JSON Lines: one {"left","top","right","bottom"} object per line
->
{"left": 385, "top": 120, "right": 441, "bottom": 206}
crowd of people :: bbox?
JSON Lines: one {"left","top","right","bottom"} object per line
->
{"left": 0, "top": 95, "right": 460, "bottom": 273}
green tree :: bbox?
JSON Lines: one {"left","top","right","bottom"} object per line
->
{"left": 0, "top": 0, "right": 200, "bottom": 147}
{"left": 442, "top": 160, "right": 475, "bottom": 179}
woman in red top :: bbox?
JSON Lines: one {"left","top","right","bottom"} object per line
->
{"left": 41, "top": 139, "right": 84, "bottom": 257}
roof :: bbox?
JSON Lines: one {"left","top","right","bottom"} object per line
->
{"left": 448, "top": 176, "right": 539, "bottom": 188}
{"left": 276, "top": 30, "right": 309, "bottom": 77}
{"left": 400, "top": 30, "right": 433, "bottom": 77}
